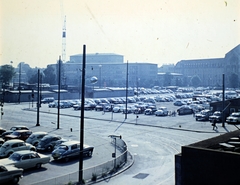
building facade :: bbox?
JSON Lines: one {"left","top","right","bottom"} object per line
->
{"left": 174, "top": 45, "right": 240, "bottom": 88}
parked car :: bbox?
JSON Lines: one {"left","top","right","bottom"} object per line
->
{"left": 177, "top": 105, "right": 193, "bottom": 115}
{"left": 0, "top": 127, "right": 6, "bottom": 136}
{"left": 226, "top": 112, "right": 240, "bottom": 124}
{"left": 37, "top": 135, "right": 62, "bottom": 152}
{"left": 209, "top": 111, "right": 222, "bottom": 123}
{"left": 48, "top": 101, "right": 57, "bottom": 108}
{"left": 0, "top": 139, "right": 36, "bottom": 158}
{"left": 53, "top": 138, "right": 69, "bottom": 150}
{"left": 174, "top": 100, "right": 186, "bottom": 106}
{"left": 195, "top": 110, "right": 213, "bottom": 121}
{"left": 4, "top": 130, "right": 32, "bottom": 141}
{"left": 155, "top": 107, "right": 168, "bottom": 116}
{"left": 52, "top": 141, "right": 94, "bottom": 162}
{"left": 0, "top": 150, "right": 50, "bottom": 170}
{"left": 0, "top": 164, "right": 23, "bottom": 184}
{"left": 41, "top": 97, "right": 55, "bottom": 104}
{"left": 1, "top": 126, "right": 29, "bottom": 138}
{"left": 26, "top": 132, "right": 48, "bottom": 147}
{"left": 144, "top": 108, "right": 154, "bottom": 115}
{"left": 0, "top": 138, "right": 4, "bottom": 147}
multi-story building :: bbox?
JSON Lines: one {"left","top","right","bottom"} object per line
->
{"left": 174, "top": 44, "right": 240, "bottom": 88}
{"left": 51, "top": 53, "right": 158, "bottom": 89}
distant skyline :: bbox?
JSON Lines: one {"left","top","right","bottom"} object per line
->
{"left": 1, "top": 0, "right": 240, "bottom": 68}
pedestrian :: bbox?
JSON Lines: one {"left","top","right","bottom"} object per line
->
{"left": 212, "top": 119, "right": 218, "bottom": 130}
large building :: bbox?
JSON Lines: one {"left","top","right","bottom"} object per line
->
{"left": 50, "top": 53, "right": 158, "bottom": 89}
{"left": 174, "top": 45, "right": 240, "bottom": 88}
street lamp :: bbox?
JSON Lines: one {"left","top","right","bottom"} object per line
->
{"left": 99, "top": 65, "right": 102, "bottom": 88}
{"left": 78, "top": 45, "right": 98, "bottom": 184}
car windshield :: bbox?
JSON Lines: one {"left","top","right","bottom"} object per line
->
{"left": 9, "top": 153, "right": 21, "bottom": 161}
{"left": 232, "top": 113, "right": 240, "bottom": 117}
{"left": 58, "top": 145, "right": 68, "bottom": 150}
{"left": 213, "top": 112, "right": 221, "bottom": 116}
{"left": 11, "top": 132, "right": 21, "bottom": 136}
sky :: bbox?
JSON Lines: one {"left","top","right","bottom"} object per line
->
{"left": 0, "top": 0, "right": 240, "bottom": 68}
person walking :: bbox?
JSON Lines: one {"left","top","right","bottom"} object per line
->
{"left": 212, "top": 119, "right": 218, "bottom": 130}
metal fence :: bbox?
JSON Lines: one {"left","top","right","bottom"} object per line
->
{"left": 30, "top": 138, "right": 132, "bottom": 185}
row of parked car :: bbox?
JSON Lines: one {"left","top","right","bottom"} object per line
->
{"left": 194, "top": 109, "right": 240, "bottom": 125}
{"left": 0, "top": 126, "right": 94, "bottom": 184}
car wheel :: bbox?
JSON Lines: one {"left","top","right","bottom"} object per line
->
{"left": 30, "top": 147, "right": 36, "bottom": 151}
{"left": 64, "top": 157, "right": 69, "bottom": 162}
{"left": 35, "top": 163, "right": 42, "bottom": 169}
{"left": 47, "top": 145, "right": 53, "bottom": 152}
{"left": 12, "top": 176, "right": 20, "bottom": 184}
{"left": 88, "top": 150, "right": 92, "bottom": 157}
{"left": 34, "top": 142, "right": 39, "bottom": 147}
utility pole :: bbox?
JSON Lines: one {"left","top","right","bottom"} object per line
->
{"left": 36, "top": 69, "right": 40, "bottom": 126}
{"left": 125, "top": 61, "right": 129, "bottom": 119}
{"left": 57, "top": 57, "right": 61, "bottom": 129}
{"left": 79, "top": 45, "right": 86, "bottom": 184}
{"left": 222, "top": 74, "right": 225, "bottom": 127}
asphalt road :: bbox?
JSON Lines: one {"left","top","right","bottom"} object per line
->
{"left": 1, "top": 100, "right": 237, "bottom": 185}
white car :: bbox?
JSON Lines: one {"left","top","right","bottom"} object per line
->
{"left": 155, "top": 107, "right": 168, "bottom": 116}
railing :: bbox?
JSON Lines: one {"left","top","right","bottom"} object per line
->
{"left": 30, "top": 138, "right": 132, "bottom": 185}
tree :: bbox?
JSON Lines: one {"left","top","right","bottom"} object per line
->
{"left": 43, "top": 65, "right": 56, "bottom": 85}
{"left": 190, "top": 75, "right": 202, "bottom": 87}
{"left": 0, "top": 65, "right": 15, "bottom": 84}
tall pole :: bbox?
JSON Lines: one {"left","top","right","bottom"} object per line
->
{"left": 36, "top": 69, "right": 40, "bottom": 126}
{"left": 79, "top": 45, "right": 86, "bottom": 184}
{"left": 222, "top": 74, "right": 225, "bottom": 127}
{"left": 57, "top": 56, "right": 61, "bottom": 129}
{"left": 18, "top": 63, "right": 21, "bottom": 104}
{"left": 125, "top": 61, "right": 128, "bottom": 119}
{"left": 99, "top": 65, "right": 102, "bottom": 88}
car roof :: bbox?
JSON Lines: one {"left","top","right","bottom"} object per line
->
{"left": 31, "top": 131, "right": 48, "bottom": 135}
{"left": 61, "top": 141, "right": 79, "bottom": 146}
{"left": 4, "top": 139, "right": 24, "bottom": 144}
{"left": 12, "top": 130, "right": 31, "bottom": 133}
{"left": 12, "top": 150, "right": 36, "bottom": 155}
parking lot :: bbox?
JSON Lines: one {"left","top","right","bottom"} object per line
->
{"left": 1, "top": 92, "right": 238, "bottom": 185}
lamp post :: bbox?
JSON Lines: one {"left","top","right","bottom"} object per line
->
{"left": 78, "top": 45, "right": 98, "bottom": 184}
{"left": 99, "top": 65, "right": 102, "bottom": 88}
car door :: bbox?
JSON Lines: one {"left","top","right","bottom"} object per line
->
{"left": 17, "top": 154, "right": 31, "bottom": 169}
{"left": 18, "top": 142, "right": 28, "bottom": 150}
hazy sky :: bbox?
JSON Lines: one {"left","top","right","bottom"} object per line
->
{"left": 1, "top": 0, "right": 239, "bottom": 68}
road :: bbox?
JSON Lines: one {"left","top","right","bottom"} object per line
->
{"left": 1, "top": 101, "right": 237, "bottom": 185}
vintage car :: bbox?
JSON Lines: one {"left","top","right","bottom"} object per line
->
{"left": 0, "top": 150, "right": 50, "bottom": 170}
{"left": 226, "top": 112, "right": 240, "bottom": 124}
{"left": 195, "top": 110, "right": 213, "bottom": 121}
{"left": 4, "top": 130, "right": 32, "bottom": 141}
{"left": 52, "top": 141, "right": 94, "bottom": 162}
{"left": 209, "top": 111, "right": 222, "bottom": 123}
{"left": 41, "top": 97, "right": 55, "bottom": 104}
{"left": 0, "top": 139, "right": 36, "bottom": 158}
{"left": 1, "top": 126, "right": 29, "bottom": 138}
{"left": 177, "top": 105, "right": 194, "bottom": 115}
{"left": 0, "top": 164, "right": 23, "bottom": 184}
{"left": 37, "top": 135, "right": 62, "bottom": 152}
{"left": 0, "top": 138, "right": 4, "bottom": 147}
{"left": 26, "top": 131, "right": 48, "bottom": 147}
{"left": 0, "top": 127, "right": 6, "bottom": 136}
{"left": 155, "top": 107, "right": 168, "bottom": 116}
